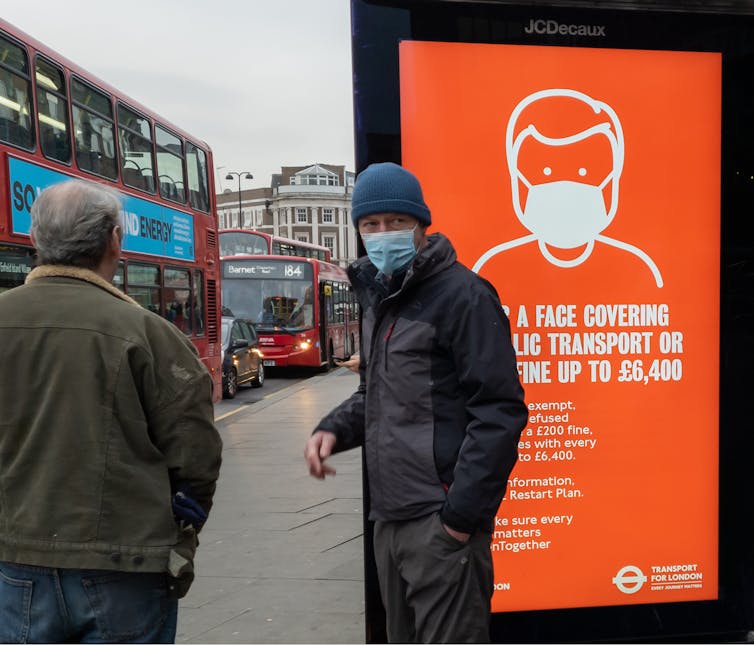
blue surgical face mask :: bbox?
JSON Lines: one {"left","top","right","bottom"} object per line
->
{"left": 361, "top": 227, "right": 417, "bottom": 276}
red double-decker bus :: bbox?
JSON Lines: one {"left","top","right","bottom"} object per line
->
{"left": 0, "top": 18, "right": 223, "bottom": 399}
{"left": 220, "top": 255, "right": 358, "bottom": 369}
{"left": 219, "top": 229, "right": 332, "bottom": 262}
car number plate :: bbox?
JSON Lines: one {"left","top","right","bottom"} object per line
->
{"left": 263, "top": 360, "right": 276, "bottom": 366}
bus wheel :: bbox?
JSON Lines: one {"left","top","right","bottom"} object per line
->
{"left": 350, "top": 334, "right": 356, "bottom": 357}
{"left": 328, "top": 340, "right": 336, "bottom": 369}
{"left": 223, "top": 368, "right": 238, "bottom": 399}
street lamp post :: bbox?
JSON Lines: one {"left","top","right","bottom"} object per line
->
{"left": 225, "top": 171, "right": 254, "bottom": 227}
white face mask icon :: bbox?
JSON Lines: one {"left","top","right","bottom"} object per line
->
{"left": 520, "top": 176, "right": 612, "bottom": 248}
{"left": 508, "top": 93, "right": 623, "bottom": 262}
{"left": 472, "top": 89, "right": 663, "bottom": 288}
{"left": 472, "top": 88, "right": 663, "bottom": 288}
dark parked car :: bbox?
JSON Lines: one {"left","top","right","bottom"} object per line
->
{"left": 221, "top": 315, "right": 264, "bottom": 398}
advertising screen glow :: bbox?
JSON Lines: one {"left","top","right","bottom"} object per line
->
{"left": 400, "top": 41, "right": 721, "bottom": 612}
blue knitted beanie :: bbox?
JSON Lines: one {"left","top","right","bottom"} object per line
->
{"left": 350, "top": 162, "right": 431, "bottom": 226}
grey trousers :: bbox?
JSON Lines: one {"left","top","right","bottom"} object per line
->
{"left": 373, "top": 512, "right": 493, "bottom": 644}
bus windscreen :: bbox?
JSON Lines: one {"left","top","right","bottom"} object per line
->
{"left": 219, "top": 231, "right": 269, "bottom": 257}
{"left": 222, "top": 259, "right": 315, "bottom": 331}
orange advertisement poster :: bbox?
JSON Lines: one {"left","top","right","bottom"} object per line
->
{"left": 400, "top": 41, "right": 721, "bottom": 612}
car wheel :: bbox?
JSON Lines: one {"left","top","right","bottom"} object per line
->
{"left": 251, "top": 361, "right": 265, "bottom": 388}
{"left": 223, "top": 368, "right": 238, "bottom": 399}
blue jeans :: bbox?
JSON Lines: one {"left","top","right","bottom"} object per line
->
{"left": 0, "top": 562, "right": 178, "bottom": 643}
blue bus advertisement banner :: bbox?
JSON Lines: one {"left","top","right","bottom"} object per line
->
{"left": 8, "top": 157, "right": 194, "bottom": 261}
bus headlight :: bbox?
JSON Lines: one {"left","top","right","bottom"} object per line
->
{"left": 295, "top": 339, "right": 312, "bottom": 351}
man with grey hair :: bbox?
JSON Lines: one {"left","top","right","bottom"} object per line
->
{"left": 0, "top": 179, "right": 222, "bottom": 643}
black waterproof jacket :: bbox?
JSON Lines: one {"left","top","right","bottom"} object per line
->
{"left": 316, "top": 233, "right": 527, "bottom": 533}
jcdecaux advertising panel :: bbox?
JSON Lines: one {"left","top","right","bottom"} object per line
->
{"left": 400, "top": 41, "right": 720, "bottom": 612}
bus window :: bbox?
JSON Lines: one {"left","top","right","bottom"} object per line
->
{"left": 219, "top": 231, "right": 268, "bottom": 256}
{"left": 193, "top": 269, "right": 205, "bottom": 336}
{"left": 0, "top": 245, "right": 33, "bottom": 292}
{"left": 0, "top": 33, "right": 33, "bottom": 150}
{"left": 274, "top": 241, "right": 303, "bottom": 257}
{"left": 186, "top": 142, "right": 210, "bottom": 213}
{"left": 113, "top": 261, "right": 125, "bottom": 292}
{"left": 325, "top": 282, "right": 336, "bottom": 324}
{"left": 336, "top": 283, "right": 346, "bottom": 323}
{"left": 350, "top": 289, "right": 359, "bottom": 322}
{"left": 164, "top": 267, "right": 192, "bottom": 335}
{"left": 289, "top": 286, "right": 314, "bottom": 328}
{"left": 126, "top": 263, "right": 161, "bottom": 314}
{"left": 155, "top": 124, "right": 185, "bottom": 204}
{"left": 35, "top": 57, "right": 70, "bottom": 163}
{"left": 118, "top": 103, "right": 155, "bottom": 193}
{"left": 71, "top": 77, "right": 117, "bottom": 180}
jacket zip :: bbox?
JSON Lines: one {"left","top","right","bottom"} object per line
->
{"left": 365, "top": 292, "right": 403, "bottom": 512}
{"left": 382, "top": 321, "right": 395, "bottom": 371}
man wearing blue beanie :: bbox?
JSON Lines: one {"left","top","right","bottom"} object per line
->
{"left": 305, "top": 162, "right": 526, "bottom": 643}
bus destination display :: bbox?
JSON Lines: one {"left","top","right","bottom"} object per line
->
{"left": 222, "top": 259, "right": 312, "bottom": 281}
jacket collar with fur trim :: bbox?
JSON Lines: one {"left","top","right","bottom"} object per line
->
{"left": 25, "top": 265, "right": 140, "bottom": 307}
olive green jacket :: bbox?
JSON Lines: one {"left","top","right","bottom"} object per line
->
{"left": 0, "top": 266, "right": 222, "bottom": 585}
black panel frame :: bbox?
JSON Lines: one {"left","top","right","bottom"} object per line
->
{"left": 352, "top": 0, "right": 754, "bottom": 641}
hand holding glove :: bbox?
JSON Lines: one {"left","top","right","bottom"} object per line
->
{"left": 171, "top": 488, "right": 207, "bottom": 530}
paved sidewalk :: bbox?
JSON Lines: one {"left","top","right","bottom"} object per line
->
{"left": 177, "top": 368, "right": 365, "bottom": 644}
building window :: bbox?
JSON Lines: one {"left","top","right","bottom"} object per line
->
{"left": 291, "top": 169, "right": 340, "bottom": 186}
{"left": 297, "top": 175, "right": 335, "bottom": 186}
{"left": 322, "top": 235, "right": 335, "bottom": 256}
{"left": 296, "top": 234, "right": 309, "bottom": 243}
{"left": 296, "top": 208, "right": 307, "bottom": 223}
{"left": 322, "top": 208, "right": 334, "bottom": 223}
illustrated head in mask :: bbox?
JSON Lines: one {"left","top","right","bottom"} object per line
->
{"left": 351, "top": 162, "right": 430, "bottom": 277}
{"left": 472, "top": 88, "right": 663, "bottom": 288}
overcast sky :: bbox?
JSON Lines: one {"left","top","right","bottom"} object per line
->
{"left": 2, "top": 0, "right": 355, "bottom": 191}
